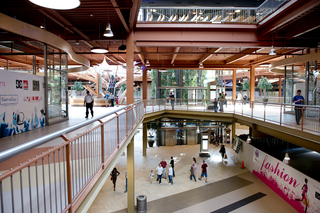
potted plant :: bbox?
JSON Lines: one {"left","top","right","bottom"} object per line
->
{"left": 242, "top": 79, "right": 250, "bottom": 98}
{"left": 257, "top": 76, "right": 273, "bottom": 102}
{"left": 72, "top": 81, "right": 83, "bottom": 96}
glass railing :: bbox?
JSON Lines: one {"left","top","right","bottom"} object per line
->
{"left": 138, "top": 0, "right": 288, "bottom": 23}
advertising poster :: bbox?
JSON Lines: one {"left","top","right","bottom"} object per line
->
{"left": 253, "top": 148, "right": 320, "bottom": 213}
{"left": 0, "top": 71, "right": 45, "bottom": 139}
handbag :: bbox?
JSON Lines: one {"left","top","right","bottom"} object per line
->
{"left": 224, "top": 153, "right": 227, "bottom": 159}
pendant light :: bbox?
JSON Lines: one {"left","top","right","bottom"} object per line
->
{"left": 269, "top": 34, "right": 276, "bottom": 56}
{"left": 145, "top": 60, "right": 150, "bottom": 66}
{"left": 29, "top": 0, "right": 80, "bottom": 10}
{"left": 159, "top": 56, "right": 167, "bottom": 72}
{"left": 91, "top": 22, "right": 108, "bottom": 54}
{"left": 199, "top": 62, "right": 204, "bottom": 68}
{"left": 104, "top": 10, "right": 114, "bottom": 37}
{"left": 283, "top": 142, "right": 290, "bottom": 164}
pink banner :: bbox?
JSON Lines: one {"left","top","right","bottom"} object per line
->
{"left": 253, "top": 148, "right": 320, "bottom": 213}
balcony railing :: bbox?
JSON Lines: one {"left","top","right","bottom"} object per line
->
{"left": 0, "top": 97, "right": 319, "bottom": 212}
{"left": 138, "top": 0, "right": 288, "bottom": 23}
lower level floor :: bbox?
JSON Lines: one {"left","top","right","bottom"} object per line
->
{"left": 88, "top": 129, "right": 297, "bottom": 213}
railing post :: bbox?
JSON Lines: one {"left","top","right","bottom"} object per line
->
{"left": 126, "top": 109, "right": 128, "bottom": 136}
{"left": 132, "top": 108, "right": 134, "bottom": 130}
{"left": 242, "top": 101, "right": 244, "bottom": 115}
{"left": 61, "top": 134, "right": 72, "bottom": 213}
{"left": 264, "top": 103, "right": 266, "bottom": 121}
{"left": 116, "top": 113, "right": 120, "bottom": 149}
{"left": 159, "top": 99, "right": 160, "bottom": 111}
{"left": 280, "top": 104, "right": 282, "bottom": 125}
{"left": 187, "top": 99, "right": 188, "bottom": 111}
{"left": 301, "top": 107, "right": 305, "bottom": 131}
{"left": 251, "top": 102, "right": 253, "bottom": 118}
{"left": 98, "top": 120, "right": 105, "bottom": 169}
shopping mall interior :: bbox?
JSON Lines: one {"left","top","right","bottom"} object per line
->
{"left": 0, "top": 0, "right": 320, "bottom": 212}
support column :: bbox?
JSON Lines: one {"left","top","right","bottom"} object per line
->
{"left": 279, "top": 77, "right": 282, "bottom": 98}
{"left": 143, "top": 65, "right": 147, "bottom": 108}
{"left": 232, "top": 69, "right": 236, "bottom": 100}
{"left": 143, "top": 123, "right": 147, "bottom": 156}
{"left": 127, "top": 138, "right": 135, "bottom": 213}
{"left": 250, "top": 65, "right": 255, "bottom": 102}
{"left": 126, "top": 32, "right": 134, "bottom": 105}
{"left": 232, "top": 122, "right": 236, "bottom": 142}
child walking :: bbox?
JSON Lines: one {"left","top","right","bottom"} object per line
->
{"left": 150, "top": 170, "right": 154, "bottom": 184}
{"left": 190, "top": 166, "right": 196, "bottom": 182}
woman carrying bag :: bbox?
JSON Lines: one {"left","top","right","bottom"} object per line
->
{"left": 219, "top": 145, "right": 226, "bottom": 161}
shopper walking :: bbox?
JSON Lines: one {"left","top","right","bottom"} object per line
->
{"left": 292, "top": 89, "right": 305, "bottom": 125}
{"left": 198, "top": 160, "right": 208, "bottom": 183}
{"left": 168, "top": 165, "right": 173, "bottom": 185}
{"left": 160, "top": 158, "right": 167, "bottom": 179}
{"left": 170, "top": 156, "right": 175, "bottom": 177}
{"left": 169, "top": 92, "right": 175, "bottom": 110}
{"left": 219, "top": 145, "right": 226, "bottom": 161}
{"left": 192, "top": 157, "right": 197, "bottom": 177}
{"left": 149, "top": 170, "right": 154, "bottom": 184}
{"left": 84, "top": 91, "right": 94, "bottom": 118}
{"left": 219, "top": 92, "right": 225, "bottom": 112}
{"left": 190, "top": 166, "right": 196, "bottom": 182}
{"left": 110, "top": 168, "right": 120, "bottom": 191}
{"left": 156, "top": 164, "right": 163, "bottom": 184}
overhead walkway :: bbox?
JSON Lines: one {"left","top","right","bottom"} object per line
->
{"left": 0, "top": 99, "right": 319, "bottom": 213}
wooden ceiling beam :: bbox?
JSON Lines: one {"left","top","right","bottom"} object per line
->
{"left": 129, "top": 0, "right": 142, "bottom": 30}
{"left": 110, "top": 0, "right": 130, "bottom": 33}
{"left": 199, "top": 48, "right": 220, "bottom": 63}
{"left": 171, "top": 47, "right": 180, "bottom": 64}
{"left": 225, "top": 48, "right": 260, "bottom": 64}
{"left": 134, "top": 45, "right": 145, "bottom": 65}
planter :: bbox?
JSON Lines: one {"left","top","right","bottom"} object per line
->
{"left": 148, "top": 140, "right": 154, "bottom": 147}
{"left": 262, "top": 98, "right": 268, "bottom": 103}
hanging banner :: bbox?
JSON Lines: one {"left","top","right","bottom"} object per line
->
{"left": 253, "top": 148, "right": 320, "bottom": 213}
{"left": 0, "top": 71, "right": 45, "bottom": 139}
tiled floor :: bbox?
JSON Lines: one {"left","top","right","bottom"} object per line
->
{"left": 88, "top": 128, "right": 296, "bottom": 213}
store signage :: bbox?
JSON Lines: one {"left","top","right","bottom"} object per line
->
{"left": 16, "top": 79, "right": 28, "bottom": 90}
{"left": 0, "top": 95, "right": 18, "bottom": 106}
{"left": 24, "top": 96, "right": 42, "bottom": 102}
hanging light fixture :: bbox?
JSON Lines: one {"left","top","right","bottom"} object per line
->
{"left": 104, "top": 9, "right": 113, "bottom": 37}
{"left": 283, "top": 142, "right": 290, "bottom": 164}
{"left": 159, "top": 56, "right": 167, "bottom": 72}
{"left": 29, "top": 0, "right": 80, "bottom": 10}
{"left": 269, "top": 47, "right": 276, "bottom": 56}
{"left": 146, "top": 60, "right": 150, "bottom": 66}
{"left": 199, "top": 62, "right": 204, "bottom": 68}
{"left": 269, "top": 34, "right": 276, "bottom": 55}
{"left": 91, "top": 22, "right": 108, "bottom": 53}
{"left": 104, "top": 23, "right": 114, "bottom": 37}
{"left": 246, "top": 136, "right": 251, "bottom": 143}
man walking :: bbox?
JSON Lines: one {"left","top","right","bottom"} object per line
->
{"left": 170, "top": 156, "right": 175, "bottom": 177}
{"left": 292, "top": 89, "right": 305, "bottom": 125}
{"left": 160, "top": 158, "right": 167, "bottom": 179}
{"left": 219, "top": 92, "right": 225, "bottom": 112}
{"left": 169, "top": 92, "right": 175, "bottom": 110}
{"left": 198, "top": 160, "right": 208, "bottom": 183}
{"left": 156, "top": 164, "right": 163, "bottom": 184}
{"left": 84, "top": 91, "right": 94, "bottom": 118}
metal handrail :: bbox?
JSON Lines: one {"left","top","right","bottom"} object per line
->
{"left": 0, "top": 103, "right": 136, "bottom": 163}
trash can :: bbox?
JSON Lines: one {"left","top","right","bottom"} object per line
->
{"left": 137, "top": 195, "right": 147, "bottom": 213}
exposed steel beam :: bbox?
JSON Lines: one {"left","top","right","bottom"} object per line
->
{"left": 258, "top": 0, "right": 320, "bottom": 36}
{"left": 110, "top": 0, "right": 130, "bottom": 33}
{"left": 171, "top": 47, "right": 180, "bottom": 64}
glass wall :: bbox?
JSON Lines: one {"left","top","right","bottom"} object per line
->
{"left": 47, "top": 53, "right": 68, "bottom": 124}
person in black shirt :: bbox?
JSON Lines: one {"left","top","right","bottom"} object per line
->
{"left": 170, "top": 156, "right": 175, "bottom": 177}
{"left": 169, "top": 92, "right": 175, "bottom": 110}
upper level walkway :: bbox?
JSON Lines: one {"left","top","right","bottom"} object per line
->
{"left": 0, "top": 99, "right": 319, "bottom": 213}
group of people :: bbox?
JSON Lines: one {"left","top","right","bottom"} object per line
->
{"left": 154, "top": 157, "right": 175, "bottom": 184}
{"left": 210, "top": 92, "right": 227, "bottom": 112}
{"left": 104, "top": 93, "right": 119, "bottom": 107}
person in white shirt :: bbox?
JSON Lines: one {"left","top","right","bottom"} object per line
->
{"left": 156, "top": 164, "right": 163, "bottom": 184}
{"left": 84, "top": 91, "right": 94, "bottom": 118}
{"left": 168, "top": 165, "right": 173, "bottom": 185}
{"left": 237, "top": 90, "right": 243, "bottom": 105}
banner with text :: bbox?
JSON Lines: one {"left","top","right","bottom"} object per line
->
{"left": 253, "top": 148, "right": 320, "bottom": 213}
{"left": 0, "top": 71, "right": 45, "bottom": 139}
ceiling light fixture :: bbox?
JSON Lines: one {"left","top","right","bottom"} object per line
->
{"left": 235, "top": 9, "right": 241, "bottom": 13}
{"left": 283, "top": 142, "right": 290, "bottom": 164}
{"left": 104, "top": 9, "right": 113, "bottom": 37}
{"left": 269, "top": 46, "right": 276, "bottom": 56}
{"left": 199, "top": 62, "right": 204, "bottom": 68}
{"left": 91, "top": 22, "right": 108, "bottom": 54}
{"left": 269, "top": 34, "right": 276, "bottom": 56}
{"left": 29, "top": 0, "right": 80, "bottom": 10}
{"left": 259, "top": 63, "right": 271, "bottom": 67}
{"left": 146, "top": 60, "right": 150, "bottom": 66}
{"left": 104, "top": 23, "right": 113, "bottom": 37}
